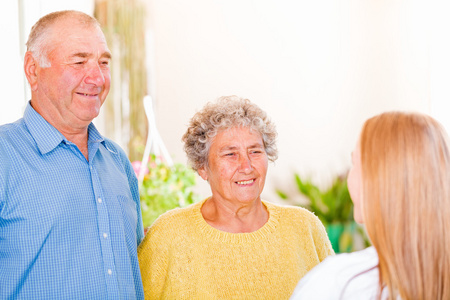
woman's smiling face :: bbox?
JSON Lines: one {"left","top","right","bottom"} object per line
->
{"left": 198, "top": 127, "right": 268, "bottom": 206}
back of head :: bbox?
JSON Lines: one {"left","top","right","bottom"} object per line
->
{"left": 360, "top": 112, "right": 450, "bottom": 299}
{"left": 26, "top": 10, "right": 100, "bottom": 67}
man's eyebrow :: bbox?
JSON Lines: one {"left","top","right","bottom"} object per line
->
{"left": 101, "top": 52, "right": 112, "bottom": 59}
{"left": 70, "top": 52, "right": 112, "bottom": 59}
{"left": 71, "top": 52, "right": 90, "bottom": 58}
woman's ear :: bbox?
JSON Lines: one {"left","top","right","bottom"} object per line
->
{"left": 24, "top": 52, "right": 39, "bottom": 91}
{"left": 198, "top": 167, "right": 208, "bottom": 181}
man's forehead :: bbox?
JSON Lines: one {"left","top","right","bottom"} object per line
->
{"left": 49, "top": 19, "right": 105, "bottom": 41}
{"left": 46, "top": 22, "right": 111, "bottom": 58}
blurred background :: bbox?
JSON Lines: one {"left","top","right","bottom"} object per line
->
{"left": 2, "top": 0, "right": 450, "bottom": 251}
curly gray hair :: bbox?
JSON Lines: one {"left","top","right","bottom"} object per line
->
{"left": 182, "top": 95, "right": 278, "bottom": 171}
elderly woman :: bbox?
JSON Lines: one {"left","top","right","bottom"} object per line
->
{"left": 138, "top": 96, "right": 334, "bottom": 299}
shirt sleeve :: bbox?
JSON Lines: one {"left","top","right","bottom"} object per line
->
{"left": 130, "top": 168, "right": 144, "bottom": 245}
{"left": 290, "top": 257, "right": 341, "bottom": 300}
{"left": 123, "top": 154, "right": 144, "bottom": 245}
{"left": 112, "top": 140, "right": 145, "bottom": 245}
{"left": 290, "top": 247, "right": 380, "bottom": 300}
{"left": 0, "top": 142, "right": 8, "bottom": 216}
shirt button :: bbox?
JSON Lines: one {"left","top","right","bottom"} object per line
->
{"left": 108, "top": 269, "right": 112, "bottom": 275}
{"left": 98, "top": 198, "right": 102, "bottom": 204}
{"left": 103, "top": 233, "right": 108, "bottom": 239}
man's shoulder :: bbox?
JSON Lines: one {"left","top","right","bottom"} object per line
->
{"left": 98, "top": 138, "right": 137, "bottom": 184}
{"left": 100, "top": 137, "right": 129, "bottom": 160}
{"left": 0, "top": 119, "right": 26, "bottom": 139}
{"left": 101, "top": 137, "right": 121, "bottom": 152}
{"left": 0, "top": 119, "right": 31, "bottom": 154}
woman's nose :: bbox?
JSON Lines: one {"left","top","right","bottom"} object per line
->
{"left": 238, "top": 155, "right": 252, "bottom": 173}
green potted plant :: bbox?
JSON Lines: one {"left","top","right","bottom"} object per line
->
{"left": 133, "top": 154, "right": 199, "bottom": 231}
{"left": 277, "top": 173, "right": 368, "bottom": 253}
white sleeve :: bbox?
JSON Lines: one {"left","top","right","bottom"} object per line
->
{"left": 290, "top": 247, "right": 381, "bottom": 300}
{"left": 290, "top": 256, "right": 342, "bottom": 300}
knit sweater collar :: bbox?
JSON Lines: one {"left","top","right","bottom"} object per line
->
{"left": 191, "top": 198, "right": 280, "bottom": 243}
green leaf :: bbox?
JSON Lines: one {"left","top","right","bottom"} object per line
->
{"left": 276, "top": 190, "right": 288, "bottom": 199}
{"left": 139, "top": 156, "right": 200, "bottom": 228}
{"left": 276, "top": 171, "right": 369, "bottom": 252}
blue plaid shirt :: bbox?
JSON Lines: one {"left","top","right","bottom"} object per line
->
{"left": 0, "top": 103, "right": 144, "bottom": 299}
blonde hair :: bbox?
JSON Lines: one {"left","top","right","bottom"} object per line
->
{"left": 182, "top": 95, "right": 278, "bottom": 171}
{"left": 26, "top": 10, "right": 100, "bottom": 67}
{"left": 360, "top": 112, "right": 450, "bottom": 299}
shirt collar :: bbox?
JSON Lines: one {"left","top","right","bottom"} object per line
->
{"left": 23, "top": 102, "right": 105, "bottom": 155}
{"left": 87, "top": 122, "right": 105, "bottom": 145}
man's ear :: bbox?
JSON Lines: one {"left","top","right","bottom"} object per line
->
{"left": 198, "top": 167, "right": 208, "bottom": 181}
{"left": 24, "top": 52, "right": 39, "bottom": 91}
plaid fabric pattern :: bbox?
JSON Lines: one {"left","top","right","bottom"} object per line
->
{"left": 0, "top": 103, "right": 144, "bottom": 299}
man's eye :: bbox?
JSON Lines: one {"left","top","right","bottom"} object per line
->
{"left": 225, "top": 153, "right": 235, "bottom": 156}
{"left": 100, "top": 60, "right": 110, "bottom": 65}
{"left": 74, "top": 61, "right": 85, "bottom": 65}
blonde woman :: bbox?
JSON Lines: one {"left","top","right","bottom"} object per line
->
{"left": 290, "top": 112, "right": 450, "bottom": 299}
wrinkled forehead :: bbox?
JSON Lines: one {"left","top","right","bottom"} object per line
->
{"left": 46, "top": 19, "right": 110, "bottom": 57}
{"left": 50, "top": 17, "right": 105, "bottom": 40}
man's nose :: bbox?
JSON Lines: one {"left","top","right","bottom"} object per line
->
{"left": 84, "top": 63, "right": 106, "bottom": 86}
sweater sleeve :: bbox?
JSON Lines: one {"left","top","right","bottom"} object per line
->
{"left": 137, "top": 216, "right": 170, "bottom": 299}
{"left": 309, "top": 213, "right": 335, "bottom": 260}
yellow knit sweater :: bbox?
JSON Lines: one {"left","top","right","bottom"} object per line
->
{"left": 138, "top": 199, "right": 333, "bottom": 299}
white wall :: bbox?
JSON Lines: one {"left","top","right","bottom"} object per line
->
{"left": 0, "top": 1, "right": 25, "bottom": 124}
{"left": 0, "top": 0, "right": 94, "bottom": 125}
{"left": 3, "top": 0, "right": 450, "bottom": 203}
{"left": 145, "top": 0, "right": 449, "bottom": 201}
{"left": 429, "top": 1, "right": 450, "bottom": 130}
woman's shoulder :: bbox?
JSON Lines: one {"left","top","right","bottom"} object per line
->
{"left": 264, "top": 200, "right": 323, "bottom": 226}
{"left": 138, "top": 201, "right": 204, "bottom": 252}
{"left": 264, "top": 200, "right": 315, "bottom": 216}
{"left": 150, "top": 200, "right": 203, "bottom": 231}
{"left": 290, "top": 247, "right": 380, "bottom": 299}
{"left": 315, "top": 246, "right": 378, "bottom": 272}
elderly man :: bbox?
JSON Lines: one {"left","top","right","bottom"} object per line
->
{"left": 0, "top": 10, "right": 144, "bottom": 299}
